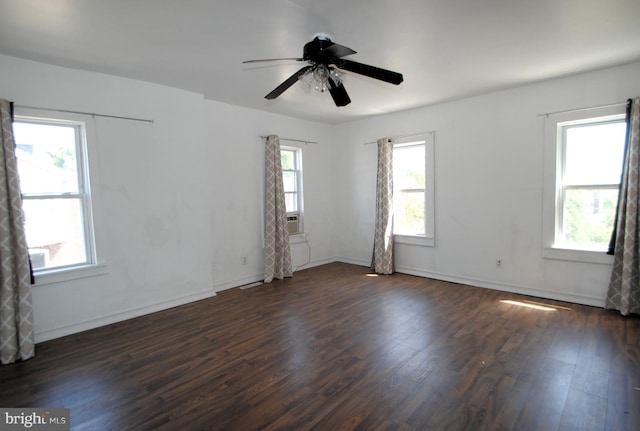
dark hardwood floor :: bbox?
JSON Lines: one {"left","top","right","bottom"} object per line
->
{"left": 1, "top": 262, "right": 639, "bottom": 430}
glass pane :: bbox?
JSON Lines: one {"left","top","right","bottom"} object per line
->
{"left": 393, "top": 143, "right": 426, "bottom": 236}
{"left": 22, "top": 198, "right": 88, "bottom": 270}
{"left": 284, "top": 192, "right": 297, "bottom": 213}
{"left": 283, "top": 171, "right": 296, "bottom": 192}
{"left": 562, "top": 188, "right": 618, "bottom": 250}
{"left": 13, "top": 121, "right": 80, "bottom": 194}
{"left": 281, "top": 150, "right": 294, "bottom": 170}
{"left": 393, "top": 145, "right": 425, "bottom": 190}
{"left": 394, "top": 191, "right": 425, "bottom": 235}
{"left": 564, "top": 121, "right": 626, "bottom": 185}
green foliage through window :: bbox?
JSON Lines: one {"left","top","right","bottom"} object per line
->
{"left": 563, "top": 189, "right": 618, "bottom": 249}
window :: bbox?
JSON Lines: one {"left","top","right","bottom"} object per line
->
{"left": 543, "top": 107, "right": 626, "bottom": 262}
{"left": 13, "top": 112, "right": 104, "bottom": 280}
{"left": 392, "top": 133, "right": 435, "bottom": 246}
{"left": 557, "top": 118, "right": 626, "bottom": 250}
{"left": 281, "top": 146, "right": 303, "bottom": 234}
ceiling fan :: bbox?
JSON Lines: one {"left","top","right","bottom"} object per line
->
{"left": 243, "top": 35, "right": 404, "bottom": 107}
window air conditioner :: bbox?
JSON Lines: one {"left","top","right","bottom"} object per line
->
{"left": 287, "top": 214, "right": 301, "bottom": 235}
{"left": 29, "top": 249, "right": 49, "bottom": 269}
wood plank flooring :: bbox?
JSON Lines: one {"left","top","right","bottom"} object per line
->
{"left": 1, "top": 262, "right": 639, "bottom": 430}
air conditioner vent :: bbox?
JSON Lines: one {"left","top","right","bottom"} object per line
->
{"left": 286, "top": 214, "right": 301, "bottom": 235}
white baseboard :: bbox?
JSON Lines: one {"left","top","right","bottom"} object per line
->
{"left": 335, "top": 256, "right": 370, "bottom": 267}
{"left": 213, "top": 274, "right": 265, "bottom": 292}
{"left": 397, "top": 265, "right": 604, "bottom": 307}
{"left": 335, "top": 257, "right": 605, "bottom": 308}
{"left": 213, "top": 257, "right": 337, "bottom": 292}
{"left": 294, "top": 256, "right": 338, "bottom": 272}
{"left": 35, "top": 289, "right": 217, "bottom": 343}
{"left": 36, "top": 257, "right": 605, "bottom": 344}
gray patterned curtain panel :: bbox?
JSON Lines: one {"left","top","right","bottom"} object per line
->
{"left": 606, "top": 97, "right": 640, "bottom": 316}
{"left": 264, "top": 135, "right": 292, "bottom": 283}
{"left": 371, "top": 137, "right": 394, "bottom": 275}
{"left": 0, "top": 99, "right": 35, "bottom": 364}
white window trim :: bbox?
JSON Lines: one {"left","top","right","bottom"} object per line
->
{"left": 541, "top": 105, "right": 624, "bottom": 264}
{"left": 393, "top": 132, "right": 435, "bottom": 247}
{"left": 281, "top": 145, "right": 304, "bottom": 233}
{"left": 15, "top": 107, "right": 109, "bottom": 284}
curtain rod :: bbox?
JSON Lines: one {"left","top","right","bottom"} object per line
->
{"left": 15, "top": 104, "right": 154, "bottom": 124}
{"left": 260, "top": 135, "right": 318, "bottom": 145}
{"left": 364, "top": 130, "right": 435, "bottom": 145}
{"left": 537, "top": 101, "right": 627, "bottom": 118}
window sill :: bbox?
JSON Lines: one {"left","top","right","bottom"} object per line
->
{"left": 394, "top": 234, "right": 435, "bottom": 247}
{"left": 33, "top": 263, "right": 109, "bottom": 286}
{"left": 542, "top": 247, "right": 613, "bottom": 265}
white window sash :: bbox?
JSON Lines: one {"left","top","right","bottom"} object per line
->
{"left": 14, "top": 108, "right": 107, "bottom": 283}
{"left": 542, "top": 106, "right": 625, "bottom": 263}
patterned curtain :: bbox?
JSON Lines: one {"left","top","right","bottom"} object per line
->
{"left": 264, "top": 135, "right": 292, "bottom": 283}
{"left": 606, "top": 97, "right": 640, "bottom": 316}
{"left": 371, "top": 138, "right": 394, "bottom": 274}
{"left": 0, "top": 99, "right": 35, "bottom": 364}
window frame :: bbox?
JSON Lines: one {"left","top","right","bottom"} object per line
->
{"left": 392, "top": 132, "right": 435, "bottom": 247}
{"left": 280, "top": 145, "right": 304, "bottom": 232}
{"left": 542, "top": 106, "right": 625, "bottom": 264}
{"left": 14, "top": 108, "right": 108, "bottom": 284}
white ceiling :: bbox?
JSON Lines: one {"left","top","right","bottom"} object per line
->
{"left": 0, "top": 0, "right": 639, "bottom": 124}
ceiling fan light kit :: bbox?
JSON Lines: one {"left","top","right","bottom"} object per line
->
{"left": 243, "top": 36, "right": 403, "bottom": 107}
{"left": 299, "top": 64, "right": 343, "bottom": 93}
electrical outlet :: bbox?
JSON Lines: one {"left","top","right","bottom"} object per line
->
{"left": 496, "top": 259, "right": 502, "bottom": 268}
{"left": 241, "top": 256, "right": 247, "bottom": 265}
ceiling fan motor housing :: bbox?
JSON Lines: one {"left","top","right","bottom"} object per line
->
{"left": 303, "top": 37, "right": 334, "bottom": 65}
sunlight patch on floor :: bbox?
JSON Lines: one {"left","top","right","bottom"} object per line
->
{"left": 500, "top": 299, "right": 558, "bottom": 311}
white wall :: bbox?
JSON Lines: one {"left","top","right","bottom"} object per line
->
{"left": 203, "top": 101, "right": 337, "bottom": 288}
{"left": 333, "top": 60, "right": 640, "bottom": 307}
{"left": 3, "top": 51, "right": 639, "bottom": 342}
{"left": 0, "top": 54, "right": 335, "bottom": 342}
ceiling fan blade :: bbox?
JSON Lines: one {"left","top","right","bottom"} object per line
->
{"left": 323, "top": 43, "right": 356, "bottom": 58}
{"left": 243, "top": 57, "right": 303, "bottom": 64}
{"left": 265, "top": 66, "right": 313, "bottom": 100}
{"left": 328, "top": 79, "right": 351, "bottom": 107}
{"left": 335, "top": 59, "right": 403, "bottom": 85}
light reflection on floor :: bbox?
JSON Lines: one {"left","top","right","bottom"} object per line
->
{"left": 499, "top": 299, "right": 557, "bottom": 311}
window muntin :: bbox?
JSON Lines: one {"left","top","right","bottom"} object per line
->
{"left": 555, "top": 117, "right": 626, "bottom": 251}
{"left": 13, "top": 118, "right": 96, "bottom": 272}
